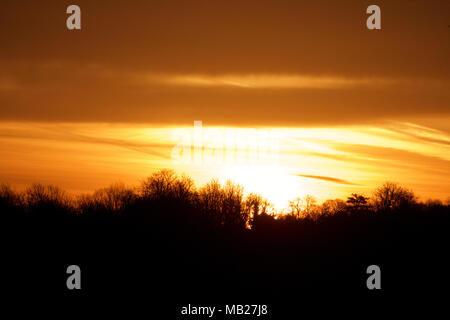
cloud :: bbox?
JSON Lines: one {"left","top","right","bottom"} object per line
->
{"left": 296, "top": 174, "right": 359, "bottom": 185}
{"left": 0, "top": 62, "right": 448, "bottom": 126}
{"left": 0, "top": 1, "right": 449, "bottom": 127}
{"left": 153, "top": 74, "right": 395, "bottom": 89}
{"left": 0, "top": 122, "right": 172, "bottom": 159}
{"left": 384, "top": 122, "right": 450, "bottom": 147}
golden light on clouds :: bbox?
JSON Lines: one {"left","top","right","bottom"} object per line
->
{"left": 1, "top": 121, "right": 448, "bottom": 207}
{"left": 154, "top": 74, "right": 393, "bottom": 89}
{"left": 0, "top": 0, "right": 449, "bottom": 207}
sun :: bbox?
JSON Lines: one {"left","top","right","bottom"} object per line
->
{"left": 220, "top": 164, "right": 301, "bottom": 210}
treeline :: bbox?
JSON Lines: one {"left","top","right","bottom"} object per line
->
{"left": 1, "top": 169, "right": 448, "bottom": 230}
{"left": 2, "top": 169, "right": 450, "bottom": 300}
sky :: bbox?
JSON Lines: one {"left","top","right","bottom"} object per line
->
{"left": 0, "top": 0, "right": 449, "bottom": 208}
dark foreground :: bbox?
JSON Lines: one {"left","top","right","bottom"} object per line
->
{"left": 1, "top": 177, "right": 449, "bottom": 317}
{"left": 3, "top": 209, "right": 450, "bottom": 317}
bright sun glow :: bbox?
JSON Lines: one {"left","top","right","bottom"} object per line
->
{"left": 220, "top": 164, "right": 302, "bottom": 210}
{"left": 1, "top": 122, "right": 449, "bottom": 205}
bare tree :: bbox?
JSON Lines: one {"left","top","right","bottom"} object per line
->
{"left": 197, "top": 179, "right": 248, "bottom": 228}
{"left": 288, "top": 195, "right": 318, "bottom": 219}
{"left": 0, "top": 183, "right": 19, "bottom": 206}
{"left": 198, "top": 179, "right": 224, "bottom": 216}
{"left": 140, "top": 169, "right": 177, "bottom": 199}
{"left": 372, "top": 182, "right": 417, "bottom": 213}
{"left": 321, "top": 199, "right": 347, "bottom": 215}
{"left": 244, "top": 193, "right": 272, "bottom": 226}
{"left": 288, "top": 197, "right": 303, "bottom": 219}
{"left": 78, "top": 183, "right": 135, "bottom": 215}
{"left": 172, "top": 174, "right": 196, "bottom": 204}
{"left": 222, "top": 180, "right": 245, "bottom": 227}
{"left": 23, "top": 183, "right": 73, "bottom": 216}
{"left": 140, "top": 169, "right": 196, "bottom": 206}
{"left": 303, "top": 194, "right": 318, "bottom": 218}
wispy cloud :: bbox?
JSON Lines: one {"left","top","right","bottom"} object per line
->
{"left": 0, "top": 121, "right": 449, "bottom": 201}
{"left": 0, "top": 123, "right": 172, "bottom": 159}
{"left": 384, "top": 122, "right": 450, "bottom": 147}
{"left": 296, "top": 174, "right": 359, "bottom": 185}
{"left": 149, "top": 74, "right": 395, "bottom": 89}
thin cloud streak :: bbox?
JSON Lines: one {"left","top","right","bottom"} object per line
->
{"left": 384, "top": 122, "right": 450, "bottom": 147}
{"left": 151, "top": 74, "right": 397, "bottom": 89}
{"left": 0, "top": 124, "right": 171, "bottom": 159}
{"left": 296, "top": 174, "right": 359, "bottom": 186}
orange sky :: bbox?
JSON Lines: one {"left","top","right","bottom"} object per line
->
{"left": 1, "top": 121, "right": 448, "bottom": 208}
{"left": 0, "top": 1, "right": 449, "bottom": 207}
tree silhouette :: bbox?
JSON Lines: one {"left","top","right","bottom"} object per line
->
{"left": 244, "top": 193, "right": 272, "bottom": 229}
{"left": 346, "top": 193, "right": 369, "bottom": 212}
{"left": 23, "top": 183, "right": 73, "bottom": 217}
{"left": 288, "top": 195, "right": 318, "bottom": 219}
{"left": 141, "top": 169, "right": 179, "bottom": 200}
{"left": 321, "top": 199, "right": 347, "bottom": 215}
{"left": 372, "top": 182, "right": 416, "bottom": 213}
{"left": 78, "top": 183, "right": 135, "bottom": 216}
{"left": 1, "top": 170, "right": 449, "bottom": 301}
